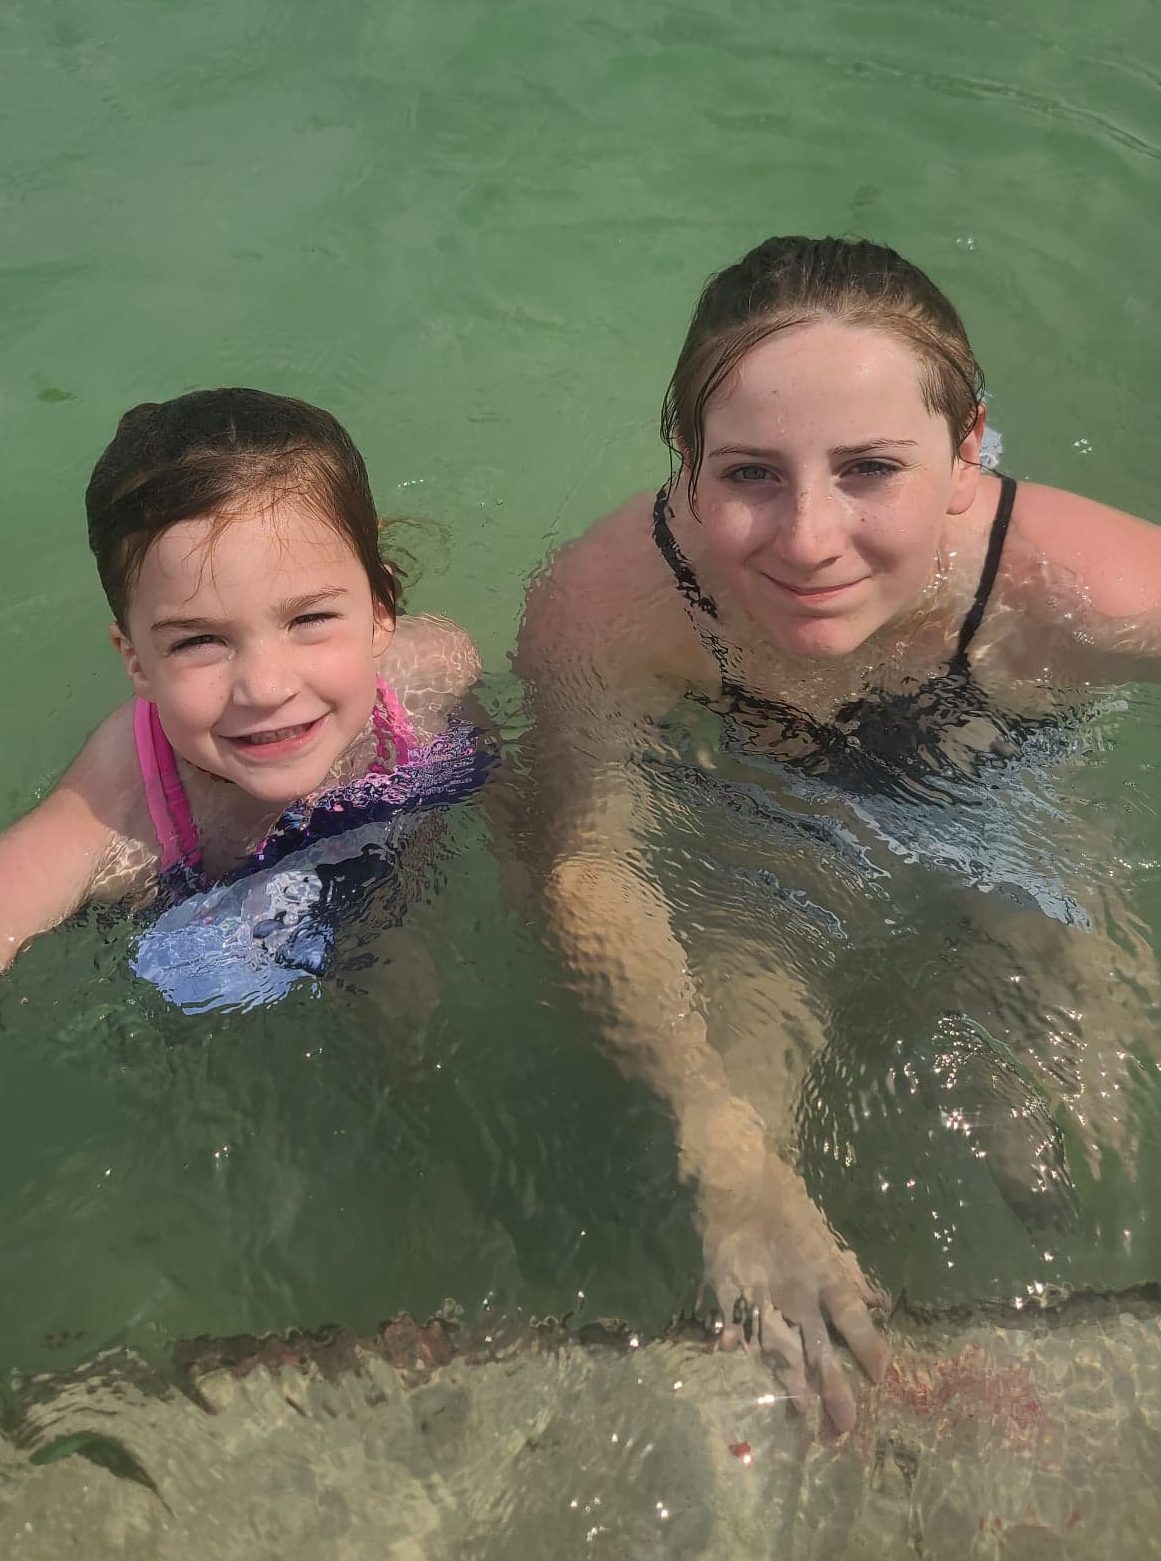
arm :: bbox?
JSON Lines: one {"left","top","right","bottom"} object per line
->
{"left": 0, "top": 708, "right": 140, "bottom": 972}
{"left": 515, "top": 557, "right": 887, "bottom": 1428}
{"left": 513, "top": 553, "right": 768, "bottom": 1179}
{"left": 1006, "top": 483, "right": 1161, "bottom": 681}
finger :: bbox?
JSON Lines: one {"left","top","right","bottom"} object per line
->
{"left": 797, "top": 1304, "right": 857, "bottom": 1435}
{"left": 756, "top": 1301, "right": 811, "bottom": 1409}
{"left": 831, "top": 1247, "right": 890, "bottom": 1313}
{"left": 816, "top": 1349, "right": 857, "bottom": 1436}
{"left": 718, "top": 1319, "right": 746, "bottom": 1352}
{"left": 824, "top": 1287, "right": 892, "bottom": 1384}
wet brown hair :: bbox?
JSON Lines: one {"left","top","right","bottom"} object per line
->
{"left": 661, "top": 235, "right": 985, "bottom": 499}
{"left": 86, "top": 388, "right": 400, "bottom": 630}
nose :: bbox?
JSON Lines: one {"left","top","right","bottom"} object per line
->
{"left": 231, "top": 639, "right": 297, "bottom": 710}
{"left": 774, "top": 481, "right": 844, "bottom": 573}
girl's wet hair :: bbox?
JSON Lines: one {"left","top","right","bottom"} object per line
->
{"left": 662, "top": 235, "right": 985, "bottom": 500}
{"left": 86, "top": 388, "right": 399, "bottom": 629}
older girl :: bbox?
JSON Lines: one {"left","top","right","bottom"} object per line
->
{"left": 517, "top": 237, "right": 1161, "bottom": 1430}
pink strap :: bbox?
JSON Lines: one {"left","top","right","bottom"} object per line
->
{"left": 133, "top": 699, "right": 201, "bottom": 872}
{"left": 373, "top": 677, "right": 419, "bottom": 767}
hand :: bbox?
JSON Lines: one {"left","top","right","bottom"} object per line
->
{"left": 698, "top": 1151, "right": 890, "bottom": 1433}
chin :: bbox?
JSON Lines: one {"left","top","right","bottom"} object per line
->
{"left": 770, "top": 619, "right": 870, "bottom": 660}
{"left": 212, "top": 753, "right": 332, "bottom": 807}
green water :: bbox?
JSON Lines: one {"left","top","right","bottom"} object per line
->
{"left": 3, "top": 0, "right": 1161, "bottom": 1395}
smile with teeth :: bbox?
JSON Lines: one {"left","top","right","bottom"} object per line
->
{"left": 230, "top": 718, "right": 321, "bottom": 746}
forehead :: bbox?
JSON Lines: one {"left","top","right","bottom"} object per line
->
{"left": 706, "top": 320, "right": 937, "bottom": 438}
{"left": 134, "top": 495, "right": 361, "bottom": 611}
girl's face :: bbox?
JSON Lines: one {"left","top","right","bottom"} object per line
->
{"left": 113, "top": 496, "right": 392, "bottom": 806}
{"left": 686, "top": 319, "right": 983, "bottom": 659}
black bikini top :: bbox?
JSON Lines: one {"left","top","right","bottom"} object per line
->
{"left": 651, "top": 475, "right": 1030, "bottom": 794}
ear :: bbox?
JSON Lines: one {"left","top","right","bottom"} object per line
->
{"left": 948, "top": 403, "right": 987, "bottom": 516}
{"left": 371, "top": 604, "right": 395, "bottom": 661}
{"left": 109, "top": 623, "right": 153, "bottom": 700}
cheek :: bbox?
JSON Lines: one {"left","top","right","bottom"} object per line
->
{"left": 305, "top": 643, "right": 379, "bottom": 711}
{"left": 153, "top": 667, "right": 230, "bottom": 731}
{"left": 854, "top": 501, "right": 940, "bottom": 573}
{"left": 700, "top": 495, "right": 763, "bottom": 561}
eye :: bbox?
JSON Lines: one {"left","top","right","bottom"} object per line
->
{"left": 292, "top": 611, "right": 339, "bottom": 628}
{"left": 727, "top": 464, "right": 777, "bottom": 483}
{"left": 168, "top": 634, "right": 220, "bottom": 655}
{"left": 846, "top": 459, "right": 900, "bottom": 479}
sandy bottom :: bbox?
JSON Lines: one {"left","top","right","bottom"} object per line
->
{"left": 4, "top": 1292, "right": 1160, "bottom": 1560}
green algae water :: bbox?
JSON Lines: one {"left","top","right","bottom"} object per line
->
{"left": 3, "top": 0, "right": 1161, "bottom": 1552}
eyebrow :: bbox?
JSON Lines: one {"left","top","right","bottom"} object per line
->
{"left": 150, "top": 587, "right": 351, "bottom": 635}
{"left": 707, "top": 439, "right": 920, "bottom": 461}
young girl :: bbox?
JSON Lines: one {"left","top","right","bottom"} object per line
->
{"left": 517, "top": 236, "right": 1161, "bottom": 1430}
{"left": 0, "top": 388, "right": 490, "bottom": 1008}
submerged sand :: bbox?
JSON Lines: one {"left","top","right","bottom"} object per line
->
{"left": 3, "top": 1292, "right": 1160, "bottom": 1559}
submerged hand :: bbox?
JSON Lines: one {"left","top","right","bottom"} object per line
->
{"left": 699, "top": 1153, "right": 889, "bottom": 1433}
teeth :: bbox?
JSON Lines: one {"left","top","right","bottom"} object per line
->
{"left": 238, "top": 723, "right": 311, "bottom": 746}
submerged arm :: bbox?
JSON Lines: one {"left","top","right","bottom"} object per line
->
{"left": 514, "top": 578, "right": 887, "bottom": 1428}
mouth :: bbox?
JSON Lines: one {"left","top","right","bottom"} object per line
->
{"left": 222, "top": 715, "right": 327, "bottom": 758}
{"left": 765, "top": 575, "right": 866, "bottom": 606}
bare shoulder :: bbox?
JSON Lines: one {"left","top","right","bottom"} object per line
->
{"left": 58, "top": 702, "right": 143, "bottom": 818}
{"left": 1010, "top": 479, "right": 1161, "bottom": 617}
{"left": 380, "top": 614, "right": 481, "bottom": 733}
{"left": 519, "top": 491, "right": 686, "bottom": 674}
{"left": 526, "top": 492, "right": 655, "bottom": 625}
{"left": 59, "top": 702, "right": 159, "bottom": 890}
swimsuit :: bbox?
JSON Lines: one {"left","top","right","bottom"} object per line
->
{"left": 130, "top": 678, "right": 494, "bottom": 1012}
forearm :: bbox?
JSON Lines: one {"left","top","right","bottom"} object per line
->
{"left": 0, "top": 867, "right": 87, "bottom": 973}
{"left": 0, "top": 797, "right": 113, "bottom": 973}
{"left": 545, "top": 851, "right": 769, "bottom": 1190}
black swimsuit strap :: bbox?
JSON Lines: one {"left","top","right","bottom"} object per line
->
{"left": 652, "top": 485, "right": 720, "bottom": 619}
{"left": 652, "top": 485, "right": 738, "bottom": 684}
{"left": 953, "top": 473, "right": 1017, "bottom": 664}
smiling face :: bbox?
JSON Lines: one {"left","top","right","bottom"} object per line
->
{"left": 113, "top": 494, "right": 392, "bottom": 805}
{"left": 685, "top": 319, "right": 984, "bottom": 658}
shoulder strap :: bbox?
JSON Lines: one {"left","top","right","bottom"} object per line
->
{"left": 651, "top": 485, "right": 739, "bottom": 685}
{"left": 651, "top": 487, "right": 721, "bottom": 619}
{"left": 373, "top": 676, "right": 419, "bottom": 767}
{"left": 133, "top": 699, "right": 201, "bottom": 871}
{"left": 954, "top": 473, "right": 1017, "bottom": 663}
